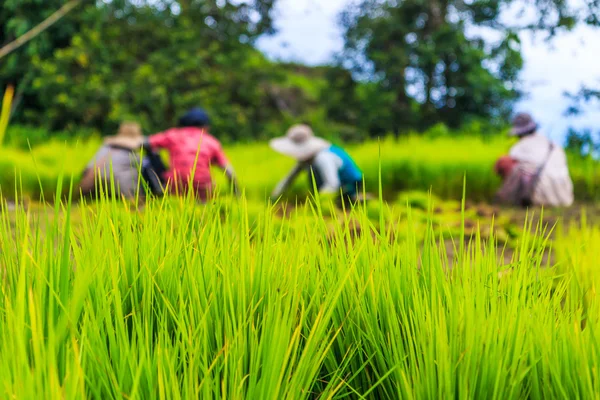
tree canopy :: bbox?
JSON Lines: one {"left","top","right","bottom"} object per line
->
{"left": 2, "top": 1, "right": 289, "bottom": 140}
{"left": 339, "top": 0, "right": 524, "bottom": 134}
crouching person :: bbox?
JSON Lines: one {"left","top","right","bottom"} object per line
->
{"left": 270, "top": 124, "right": 365, "bottom": 207}
{"left": 495, "top": 113, "right": 574, "bottom": 207}
{"left": 79, "top": 122, "right": 146, "bottom": 200}
{"left": 145, "top": 108, "right": 238, "bottom": 202}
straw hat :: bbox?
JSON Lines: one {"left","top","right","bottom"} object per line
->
{"left": 104, "top": 122, "right": 144, "bottom": 149}
{"left": 270, "top": 124, "right": 330, "bottom": 161}
{"left": 510, "top": 113, "right": 538, "bottom": 136}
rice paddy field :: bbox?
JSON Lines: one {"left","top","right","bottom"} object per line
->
{"left": 1, "top": 133, "right": 599, "bottom": 202}
{"left": 1, "top": 134, "right": 600, "bottom": 398}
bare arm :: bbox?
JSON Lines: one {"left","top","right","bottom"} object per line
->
{"left": 78, "top": 168, "right": 97, "bottom": 196}
{"left": 210, "top": 144, "right": 239, "bottom": 196}
{"left": 223, "top": 164, "right": 239, "bottom": 196}
{"left": 271, "top": 163, "right": 304, "bottom": 199}
{"left": 78, "top": 147, "right": 111, "bottom": 196}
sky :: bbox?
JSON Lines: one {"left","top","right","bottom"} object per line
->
{"left": 256, "top": 0, "right": 600, "bottom": 143}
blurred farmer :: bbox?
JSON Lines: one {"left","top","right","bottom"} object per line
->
{"left": 79, "top": 122, "right": 145, "bottom": 199}
{"left": 270, "top": 124, "right": 364, "bottom": 206}
{"left": 495, "top": 113, "right": 574, "bottom": 207}
{"left": 146, "top": 108, "right": 237, "bottom": 201}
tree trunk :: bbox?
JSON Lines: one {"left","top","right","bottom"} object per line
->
{"left": 393, "top": 67, "right": 410, "bottom": 137}
{"left": 0, "top": 0, "right": 81, "bottom": 61}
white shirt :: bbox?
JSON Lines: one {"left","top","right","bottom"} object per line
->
{"left": 509, "top": 133, "right": 574, "bottom": 207}
{"left": 271, "top": 150, "right": 345, "bottom": 198}
{"left": 312, "top": 150, "right": 343, "bottom": 194}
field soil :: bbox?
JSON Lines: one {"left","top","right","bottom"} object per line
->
{"left": 5, "top": 199, "right": 597, "bottom": 268}
{"left": 448, "top": 202, "right": 597, "bottom": 266}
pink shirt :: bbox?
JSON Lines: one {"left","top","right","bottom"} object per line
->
{"left": 149, "top": 127, "right": 228, "bottom": 187}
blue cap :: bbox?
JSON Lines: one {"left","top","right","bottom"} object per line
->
{"left": 179, "top": 108, "right": 210, "bottom": 127}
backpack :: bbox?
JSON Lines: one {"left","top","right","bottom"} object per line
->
{"left": 141, "top": 149, "right": 167, "bottom": 196}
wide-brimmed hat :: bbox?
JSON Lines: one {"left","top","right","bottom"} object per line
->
{"left": 179, "top": 108, "right": 210, "bottom": 128}
{"left": 510, "top": 113, "right": 538, "bottom": 136}
{"left": 104, "top": 122, "right": 144, "bottom": 149}
{"left": 270, "top": 124, "right": 330, "bottom": 161}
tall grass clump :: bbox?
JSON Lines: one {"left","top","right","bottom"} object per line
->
{"left": 0, "top": 188, "right": 598, "bottom": 398}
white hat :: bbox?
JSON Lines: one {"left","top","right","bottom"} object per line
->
{"left": 270, "top": 124, "right": 330, "bottom": 161}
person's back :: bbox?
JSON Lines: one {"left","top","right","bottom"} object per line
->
{"left": 80, "top": 122, "right": 144, "bottom": 199}
{"left": 149, "top": 127, "right": 225, "bottom": 186}
{"left": 329, "top": 145, "right": 363, "bottom": 188}
{"left": 93, "top": 145, "right": 141, "bottom": 197}
{"left": 147, "top": 108, "right": 237, "bottom": 200}
{"left": 534, "top": 143, "right": 573, "bottom": 207}
{"left": 509, "top": 117, "right": 574, "bottom": 207}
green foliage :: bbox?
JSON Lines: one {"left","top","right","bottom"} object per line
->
{"left": 565, "top": 127, "right": 600, "bottom": 157}
{"left": 0, "top": 86, "right": 13, "bottom": 146}
{"left": 4, "top": 1, "right": 309, "bottom": 140}
{"left": 21, "top": 7, "right": 369, "bottom": 142}
{"left": 0, "top": 0, "right": 94, "bottom": 116}
{"left": 27, "top": 2, "right": 279, "bottom": 138}
{"left": 0, "top": 138, "right": 98, "bottom": 200}
{"left": 3, "top": 124, "right": 93, "bottom": 149}
{"left": 3, "top": 0, "right": 600, "bottom": 142}
{"left": 1, "top": 0, "right": 523, "bottom": 142}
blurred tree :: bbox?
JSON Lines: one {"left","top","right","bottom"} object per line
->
{"left": 565, "top": 127, "right": 600, "bottom": 158}
{"left": 321, "top": 67, "right": 360, "bottom": 125}
{"left": 554, "top": 1, "right": 600, "bottom": 134}
{"left": 20, "top": 0, "right": 285, "bottom": 139}
{"left": 0, "top": 0, "right": 97, "bottom": 119}
{"left": 339, "top": 0, "right": 531, "bottom": 135}
{"left": 9, "top": 0, "right": 592, "bottom": 142}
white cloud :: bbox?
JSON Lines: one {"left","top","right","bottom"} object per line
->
{"left": 256, "top": 0, "right": 347, "bottom": 64}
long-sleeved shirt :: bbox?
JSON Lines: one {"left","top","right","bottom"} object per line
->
{"left": 149, "top": 127, "right": 229, "bottom": 188}
{"left": 272, "top": 145, "right": 363, "bottom": 198}
{"left": 84, "top": 144, "right": 141, "bottom": 197}
{"left": 508, "top": 133, "right": 574, "bottom": 207}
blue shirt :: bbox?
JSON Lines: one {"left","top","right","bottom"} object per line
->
{"left": 310, "top": 145, "right": 363, "bottom": 194}
{"left": 271, "top": 145, "right": 363, "bottom": 198}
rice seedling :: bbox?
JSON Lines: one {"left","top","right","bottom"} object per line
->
{"left": 0, "top": 185, "right": 597, "bottom": 398}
